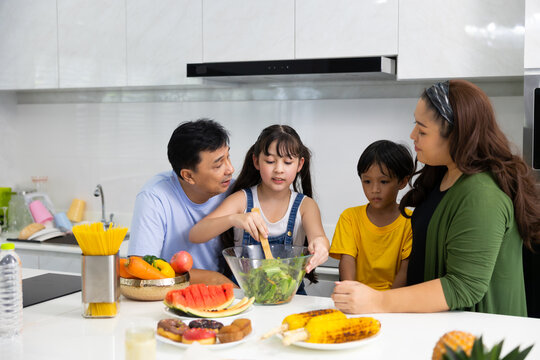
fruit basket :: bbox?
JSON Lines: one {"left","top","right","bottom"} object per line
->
{"left": 222, "top": 244, "right": 312, "bottom": 305}
{"left": 120, "top": 272, "right": 190, "bottom": 301}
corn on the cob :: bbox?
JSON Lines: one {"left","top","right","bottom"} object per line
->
{"left": 283, "top": 309, "right": 344, "bottom": 330}
{"left": 282, "top": 317, "right": 381, "bottom": 345}
{"left": 261, "top": 309, "right": 343, "bottom": 340}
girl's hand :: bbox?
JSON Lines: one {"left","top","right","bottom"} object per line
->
{"left": 305, "top": 236, "right": 329, "bottom": 273}
{"left": 331, "top": 280, "right": 383, "bottom": 314}
{"left": 229, "top": 212, "right": 268, "bottom": 241}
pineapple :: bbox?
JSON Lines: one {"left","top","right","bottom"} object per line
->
{"left": 432, "top": 331, "right": 534, "bottom": 360}
{"left": 433, "top": 331, "right": 476, "bottom": 359}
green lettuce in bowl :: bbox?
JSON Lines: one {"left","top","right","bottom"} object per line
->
{"left": 223, "top": 245, "right": 312, "bottom": 305}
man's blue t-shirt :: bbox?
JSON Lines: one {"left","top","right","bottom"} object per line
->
{"left": 127, "top": 170, "right": 229, "bottom": 272}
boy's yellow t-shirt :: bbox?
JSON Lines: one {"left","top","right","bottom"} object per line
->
{"left": 330, "top": 205, "right": 413, "bottom": 290}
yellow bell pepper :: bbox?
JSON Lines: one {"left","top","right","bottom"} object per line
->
{"left": 152, "top": 259, "right": 175, "bottom": 278}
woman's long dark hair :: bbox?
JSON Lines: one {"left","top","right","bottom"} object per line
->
{"left": 400, "top": 80, "right": 540, "bottom": 250}
{"left": 222, "top": 124, "right": 318, "bottom": 282}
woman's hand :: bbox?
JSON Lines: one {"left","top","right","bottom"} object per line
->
{"left": 331, "top": 280, "right": 383, "bottom": 314}
{"left": 305, "top": 236, "right": 329, "bottom": 273}
{"left": 229, "top": 212, "right": 268, "bottom": 241}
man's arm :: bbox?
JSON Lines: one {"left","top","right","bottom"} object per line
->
{"left": 189, "top": 269, "right": 239, "bottom": 288}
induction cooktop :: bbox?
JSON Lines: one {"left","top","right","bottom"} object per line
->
{"left": 22, "top": 273, "right": 81, "bottom": 307}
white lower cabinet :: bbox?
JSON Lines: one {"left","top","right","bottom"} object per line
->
{"left": 398, "top": 0, "right": 525, "bottom": 79}
{"left": 18, "top": 249, "right": 82, "bottom": 274}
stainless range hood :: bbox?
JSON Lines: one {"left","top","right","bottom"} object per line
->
{"left": 186, "top": 56, "right": 396, "bottom": 83}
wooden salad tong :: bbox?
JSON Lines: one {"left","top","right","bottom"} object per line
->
{"left": 251, "top": 208, "right": 273, "bottom": 259}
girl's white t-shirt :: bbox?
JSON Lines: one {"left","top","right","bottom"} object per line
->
{"left": 233, "top": 185, "right": 306, "bottom": 247}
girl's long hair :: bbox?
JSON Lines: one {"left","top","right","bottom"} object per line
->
{"left": 400, "top": 80, "right": 540, "bottom": 250}
{"left": 222, "top": 125, "right": 317, "bottom": 282}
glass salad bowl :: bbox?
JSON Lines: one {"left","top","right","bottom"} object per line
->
{"left": 222, "top": 245, "right": 312, "bottom": 305}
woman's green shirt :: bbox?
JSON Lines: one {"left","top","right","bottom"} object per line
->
{"left": 425, "top": 172, "right": 527, "bottom": 316}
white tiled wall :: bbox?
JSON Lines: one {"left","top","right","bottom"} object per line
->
{"left": 0, "top": 92, "right": 525, "bottom": 237}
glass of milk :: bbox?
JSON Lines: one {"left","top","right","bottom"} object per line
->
{"left": 125, "top": 322, "right": 156, "bottom": 360}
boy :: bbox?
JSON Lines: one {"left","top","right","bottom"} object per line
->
{"left": 330, "top": 140, "right": 414, "bottom": 290}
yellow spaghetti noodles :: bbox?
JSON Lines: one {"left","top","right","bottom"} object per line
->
{"left": 73, "top": 222, "right": 128, "bottom": 317}
{"left": 87, "top": 302, "right": 118, "bottom": 317}
{"left": 73, "top": 222, "right": 127, "bottom": 256}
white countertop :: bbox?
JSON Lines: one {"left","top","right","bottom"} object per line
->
{"left": 7, "top": 268, "right": 539, "bottom": 360}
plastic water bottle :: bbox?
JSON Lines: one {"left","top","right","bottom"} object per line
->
{"left": 0, "top": 243, "right": 23, "bottom": 338}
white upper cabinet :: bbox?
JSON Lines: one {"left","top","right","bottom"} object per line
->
{"left": 202, "top": 0, "right": 294, "bottom": 62}
{"left": 0, "top": 0, "right": 58, "bottom": 90}
{"left": 525, "top": 0, "right": 540, "bottom": 69}
{"left": 398, "top": 0, "right": 525, "bottom": 80}
{"left": 57, "top": 0, "right": 126, "bottom": 88}
{"left": 126, "top": 0, "right": 203, "bottom": 86}
{"left": 295, "top": 0, "right": 398, "bottom": 59}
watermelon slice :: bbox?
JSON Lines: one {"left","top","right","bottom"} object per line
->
{"left": 222, "top": 283, "right": 234, "bottom": 302}
{"left": 190, "top": 284, "right": 204, "bottom": 308}
{"left": 197, "top": 283, "right": 212, "bottom": 309}
{"left": 165, "top": 290, "right": 175, "bottom": 305}
{"left": 208, "top": 285, "right": 225, "bottom": 308}
{"left": 192, "top": 283, "right": 210, "bottom": 309}
{"left": 166, "top": 295, "right": 254, "bottom": 318}
{"left": 183, "top": 287, "right": 196, "bottom": 309}
{"left": 172, "top": 290, "right": 185, "bottom": 307}
{"left": 164, "top": 283, "right": 235, "bottom": 313}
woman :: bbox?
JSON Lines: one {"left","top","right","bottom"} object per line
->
{"left": 332, "top": 80, "right": 540, "bottom": 316}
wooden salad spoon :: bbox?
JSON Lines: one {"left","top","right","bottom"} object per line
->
{"left": 250, "top": 208, "right": 274, "bottom": 259}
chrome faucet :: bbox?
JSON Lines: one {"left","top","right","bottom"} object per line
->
{"left": 93, "top": 184, "right": 114, "bottom": 227}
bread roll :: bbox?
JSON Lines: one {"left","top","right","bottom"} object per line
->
{"left": 217, "top": 324, "right": 244, "bottom": 343}
{"left": 231, "top": 318, "right": 252, "bottom": 337}
{"left": 19, "top": 223, "right": 45, "bottom": 240}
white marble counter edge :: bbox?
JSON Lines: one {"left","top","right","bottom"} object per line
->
{"left": 1, "top": 236, "right": 129, "bottom": 256}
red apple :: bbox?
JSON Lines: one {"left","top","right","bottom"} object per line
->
{"left": 170, "top": 251, "right": 193, "bottom": 274}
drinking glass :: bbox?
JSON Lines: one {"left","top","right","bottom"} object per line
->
{"left": 31, "top": 176, "right": 48, "bottom": 193}
{"left": 125, "top": 322, "right": 155, "bottom": 360}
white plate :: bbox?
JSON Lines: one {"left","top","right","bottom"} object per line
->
{"left": 157, "top": 331, "right": 253, "bottom": 350}
{"left": 278, "top": 331, "right": 380, "bottom": 350}
{"left": 163, "top": 299, "right": 253, "bottom": 320}
{"left": 27, "top": 227, "right": 65, "bottom": 241}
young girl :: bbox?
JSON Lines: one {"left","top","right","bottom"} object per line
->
{"left": 189, "top": 125, "right": 330, "bottom": 292}
{"left": 330, "top": 140, "right": 414, "bottom": 290}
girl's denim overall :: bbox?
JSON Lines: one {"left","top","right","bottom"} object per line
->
{"left": 241, "top": 187, "right": 307, "bottom": 295}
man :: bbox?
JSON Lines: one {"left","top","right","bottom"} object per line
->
{"left": 128, "top": 119, "right": 235, "bottom": 284}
